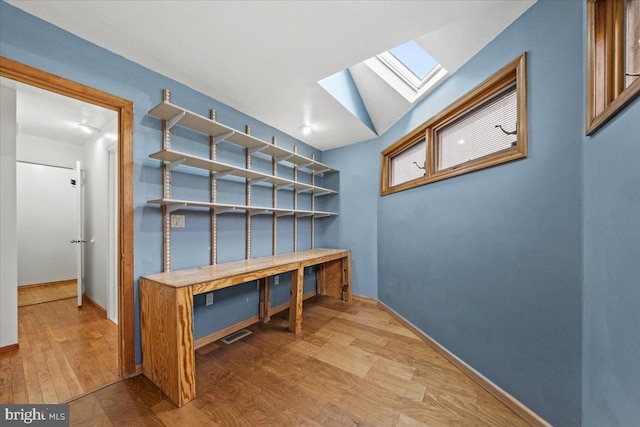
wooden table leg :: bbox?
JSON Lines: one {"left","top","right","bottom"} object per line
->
{"left": 343, "top": 253, "right": 352, "bottom": 302}
{"left": 289, "top": 267, "right": 303, "bottom": 333}
{"left": 141, "top": 280, "right": 195, "bottom": 407}
{"left": 259, "top": 277, "right": 271, "bottom": 323}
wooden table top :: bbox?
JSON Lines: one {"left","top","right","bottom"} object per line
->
{"left": 140, "top": 248, "right": 349, "bottom": 288}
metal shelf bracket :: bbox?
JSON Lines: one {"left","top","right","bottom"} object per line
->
{"left": 214, "top": 169, "right": 234, "bottom": 178}
{"left": 167, "top": 203, "right": 187, "bottom": 213}
{"left": 213, "top": 130, "right": 235, "bottom": 145}
{"left": 167, "top": 111, "right": 186, "bottom": 130}
{"left": 275, "top": 154, "right": 293, "bottom": 162}
{"left": 166, "top": 157, "right": 187, "bottom": 171}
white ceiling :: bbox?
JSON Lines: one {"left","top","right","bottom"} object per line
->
{"left": 8, "top": 0, "right": 535, "bottom": 151}
{"left": 1, "top": 77, "right": 116, "bottom": 145}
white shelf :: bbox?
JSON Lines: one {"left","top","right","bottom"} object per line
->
{"left": 148, "top": 198, "right": 337, "bottom": 218}
{"left": 149, "top": 149, "right": 337, "bottom": 196}
{"left": 149, "top": 101, "right": 338, "bottom": 174}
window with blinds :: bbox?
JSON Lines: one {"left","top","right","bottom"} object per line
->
{"left": 436, "top": 85, "right": 517, "bottom": 171}
{"left": 390, "top": 137, "right": 426, "bottom": 187}
{"left": 381, "top": 53, "right": 527, "bottom": 196}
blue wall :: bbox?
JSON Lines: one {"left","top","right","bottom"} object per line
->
{"left": 323, "top": 139, "right": 379, "bottom": 298}
{"left": 582, "top": 89, "right": 640, "bottom": 424}
{"left": 328, "top": 1, "right": 585, "bottom": 425}
{"left": 318, "top": 69, "right": 376, "bottom": 133}
{"left": 0, "top": 1, "right": 332, "bottom": 362}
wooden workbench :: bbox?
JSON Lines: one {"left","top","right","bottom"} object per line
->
{"left": 140, "top": 248, "right": 351, "bottom": 407}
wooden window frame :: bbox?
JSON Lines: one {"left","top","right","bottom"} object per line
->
{"left": 381, "top": 53, "right": 527, "bottom": 196}
{"left": 587, "top": 0, "right": 640, "bottom": 134}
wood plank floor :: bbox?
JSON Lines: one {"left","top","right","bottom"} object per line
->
{"left": 67, "top": 296, "right": 529, "bottom": 426}
{"left": 0, "top": 297, "right": 118, "bottom": 404}
{"left": 18, "top": 280, "right": 77, "bottom": 307}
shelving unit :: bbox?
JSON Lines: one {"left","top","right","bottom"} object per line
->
{"left": 148, "top": 90, "right": 338, "bottom": 271}
{"left": 148, "top": 100, "right": 337, "bottom": 174}
{"left": 148, "top": 198, "right": 336, "bottom": 218}
{"left": 148, "top": 149, "right": 337, "bottom": 196}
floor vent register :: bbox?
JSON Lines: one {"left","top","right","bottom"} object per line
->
{"left": 221, "top": 329, "right": 252, "bottom": 344}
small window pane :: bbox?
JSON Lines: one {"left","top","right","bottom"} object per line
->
{"left": 626, "top": 0, "right": 640, "bottom": 88}
{"left": 389, "top": 41, "right": 438, "bottom": 80}
{"left": 390, "top": 138, "right": 426, "bottom": 187}
{"left": 436, "top": 86, "right": 517, "bottom": 171}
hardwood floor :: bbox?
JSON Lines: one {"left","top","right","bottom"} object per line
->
{"left": 18, "top": 280, "right": 77, "bottom": 307}
{"left": 67, "top": 296, "right": 528, "bottom": 426}
{"left": 0, "top": 297, "right": 118, "bottom": 404}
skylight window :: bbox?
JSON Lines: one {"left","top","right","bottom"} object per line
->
{"left": 389, "top": 40, "right": 438, "bottom": 80}
{"left": 365, "top": 39, "right": 448, "bottom": 103}
{"left": 317, "top": 37, "right": 449, "bottom": 136}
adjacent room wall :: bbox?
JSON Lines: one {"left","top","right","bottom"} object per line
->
{"left": 17, "top": 133, "right": 82, "bottom": 169}
{"left": 16, "top": 162, "right": 76, "bottom": 286}
{"left": 82, "top": 118, "right": 117, "bottom": 310}
{"left": 0, "top": 80, "right": 18, "bottom": 347}
{"left": 16, "top": 131, "right": 80, "bottom": 286}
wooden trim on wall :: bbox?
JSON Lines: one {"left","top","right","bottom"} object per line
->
{"left": 374, "top": 298, "right": 551, "bottom": 427}
{"left": 83, "top": 294, "right": 107, "bottom": 318}
{"left": 0, "top": 343, "right": 19, "bottom": 354}
{"left": 18, "top": 279, "right": 76, "bottom": 289}
{"left": 194, "top": 315, "right": 259, "bottom": 350}
{"left": 0, "top": 56, "right": 136, "bottom": 378}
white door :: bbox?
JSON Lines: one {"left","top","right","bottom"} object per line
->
{"left": 74, "top": 160, "right": 84, "bottom": 307}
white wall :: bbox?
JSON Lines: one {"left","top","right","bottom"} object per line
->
{"left": 82, "top": 118, "right": 117, "bottom": 310}
{"left": 16, "top": 162, "right": 76, "bottom": 285}
{"left": 0, "top": 81, "right": 18, "bottom": 347}
{"left": 17, "top": 133, "right": 82, "bottom": 169}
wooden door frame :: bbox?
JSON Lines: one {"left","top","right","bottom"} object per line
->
{"left": 0, "top": 56, "right": 136, "bottom": 378}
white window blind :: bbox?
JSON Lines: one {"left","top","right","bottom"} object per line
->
{"left": 390, "top": 137, "right": 426, "bottom": 187}
{"left": 436, "top": 85, "right": 517, "bottom": 171}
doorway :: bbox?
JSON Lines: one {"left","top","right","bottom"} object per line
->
{"left": 13, "top": 82, "right": 118, "bottom": 310}
{"left": 0, "top": 57, "right": 135, "bottom": 387}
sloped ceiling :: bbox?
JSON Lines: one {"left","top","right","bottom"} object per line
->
{"left": 7, "top": 0, "right": 536, "bottom": 150}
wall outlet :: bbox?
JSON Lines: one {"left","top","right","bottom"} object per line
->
{"left": 171, "top": 214, "right": 185, "bottom": 228}
{"left": 306, "top": 267, "right": 311, "bottom": 274}
{"left": 205, "top": 292, "right": 213, "bottom": 306}
{"left": 274, "top": 275, "right": 279, "bottom": 285}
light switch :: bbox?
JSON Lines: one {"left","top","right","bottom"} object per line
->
{"left": 206, "top": 292, "right": 213, "bottom": 306}
{"left": 274, "top": 275, "right": 279, "bottom": 285}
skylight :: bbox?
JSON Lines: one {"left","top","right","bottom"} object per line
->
{"left": 373, "top": 40, "right": 447, "bottom": 96}
{"left": 317, "top": 37, "right": 449, "bottom": 136}
{"left": 388, "top": 40, "right": 438, "bottom": 80}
